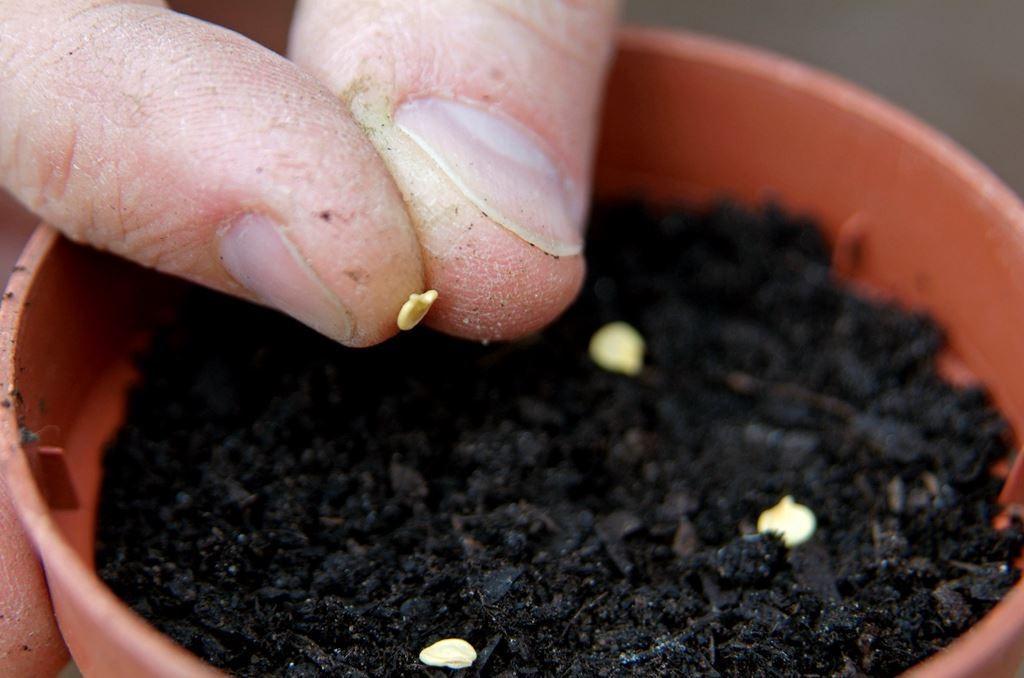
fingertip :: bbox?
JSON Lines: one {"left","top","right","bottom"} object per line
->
{"left": 421, "top": 219, "right": 585, "bottom": 342}
{"left": 285, "top": 206, "right": 426, "bottom": 349}
{"left": 289, "top": 1, "right": 613, "bottom": 345}
{"left": 233, "top": 209, "right": 426, "bottom": 349}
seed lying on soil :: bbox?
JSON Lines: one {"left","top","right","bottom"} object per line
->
{"left": 418, "top": 638, "right": 477, "bottom": 669}
{"left": 397, "top": 289, "right": 439, "bottom": 330}
{"left": 757, "top": 495, "right": 817, "bottom": 547}
{"left": 589, "top": 321, "right": 645, "bottom": 375}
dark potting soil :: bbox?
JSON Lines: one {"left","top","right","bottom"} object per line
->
{"left": 96, "top": 202, "right": 1023, "bottom": 677}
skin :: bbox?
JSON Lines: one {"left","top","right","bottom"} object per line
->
{"left": 0, "top": 0, "right": 619, "bottom": 671}
{"left": 0, "top": 0, "right": 619, "bottom": 345}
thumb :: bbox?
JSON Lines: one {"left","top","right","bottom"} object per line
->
{"left": 290, "top": 0, "right": 620, "bottom": 341}
{"left": 0, "top": 1, "right": 424, "bottom": 346}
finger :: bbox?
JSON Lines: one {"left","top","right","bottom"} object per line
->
{"left": 0, "top": 0, "right": 424, "bottom": 347}
{"left": 290, "top": 0, "right": 619, "bottom": 340}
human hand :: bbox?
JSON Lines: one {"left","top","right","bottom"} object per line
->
{"left": 0, "top": 0, "right": 618, "bottom": 346}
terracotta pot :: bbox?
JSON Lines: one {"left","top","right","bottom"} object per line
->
{"left": 2, "top": 27, "right": 1024, "bottom": 677}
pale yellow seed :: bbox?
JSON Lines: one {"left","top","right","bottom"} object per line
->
{"left": 757, "top": 495, "right": 817, "bottom": 547}
{"left": 589, "top": 321, "right": 645, "bottom": 376}
{"left": 418, "top": 638, "right": 477, "bottom": 670}
{"left": 397, "top": 289, "right": 439, "bottom": 331}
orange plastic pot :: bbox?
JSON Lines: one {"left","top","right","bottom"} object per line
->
{"left": 3, "top": 27, "right": 1024, "bottom": 677}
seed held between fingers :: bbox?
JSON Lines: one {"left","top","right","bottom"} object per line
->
{"left": 589, "top": 321, "right": 645, "bottom": 376}
{"left": 418, "top": 638, "right": 477, "bottom": 669}
{"left": 397, "top": 289, "right": 439, "bottom": 331}
{"left": 757, "top": 495, "right": 817, "bottom": 547}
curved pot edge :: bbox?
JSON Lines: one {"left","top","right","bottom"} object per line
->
{"left": 0, "top": 228, "right": 220, "bottom": 677}
{"left": 613, "top": 27, "right": 1024, "bottom": 677}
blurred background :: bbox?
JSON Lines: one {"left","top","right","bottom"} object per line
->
{"left": 626, "top": 0, "right": 1024, "bottom": 195}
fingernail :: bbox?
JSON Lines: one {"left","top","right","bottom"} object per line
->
{"left": 395, "top": 98, "right": 585, "bottom": 257}
{"left": 219, "top": 214, "right": 354, "bottom": 342}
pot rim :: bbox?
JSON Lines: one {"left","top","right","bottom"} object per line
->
{"left": 0, "top": 227, "right": 219, "bottom": 676}
{"left": 2, "top": 26, "right": 1023, "bottom": 677}
{"left": 612, "top": 31, "right": 1024, "bottom": 497}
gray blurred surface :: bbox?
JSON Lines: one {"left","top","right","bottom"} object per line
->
{"left": 626, "top": 0, "right": 1024, "bottom": 197}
